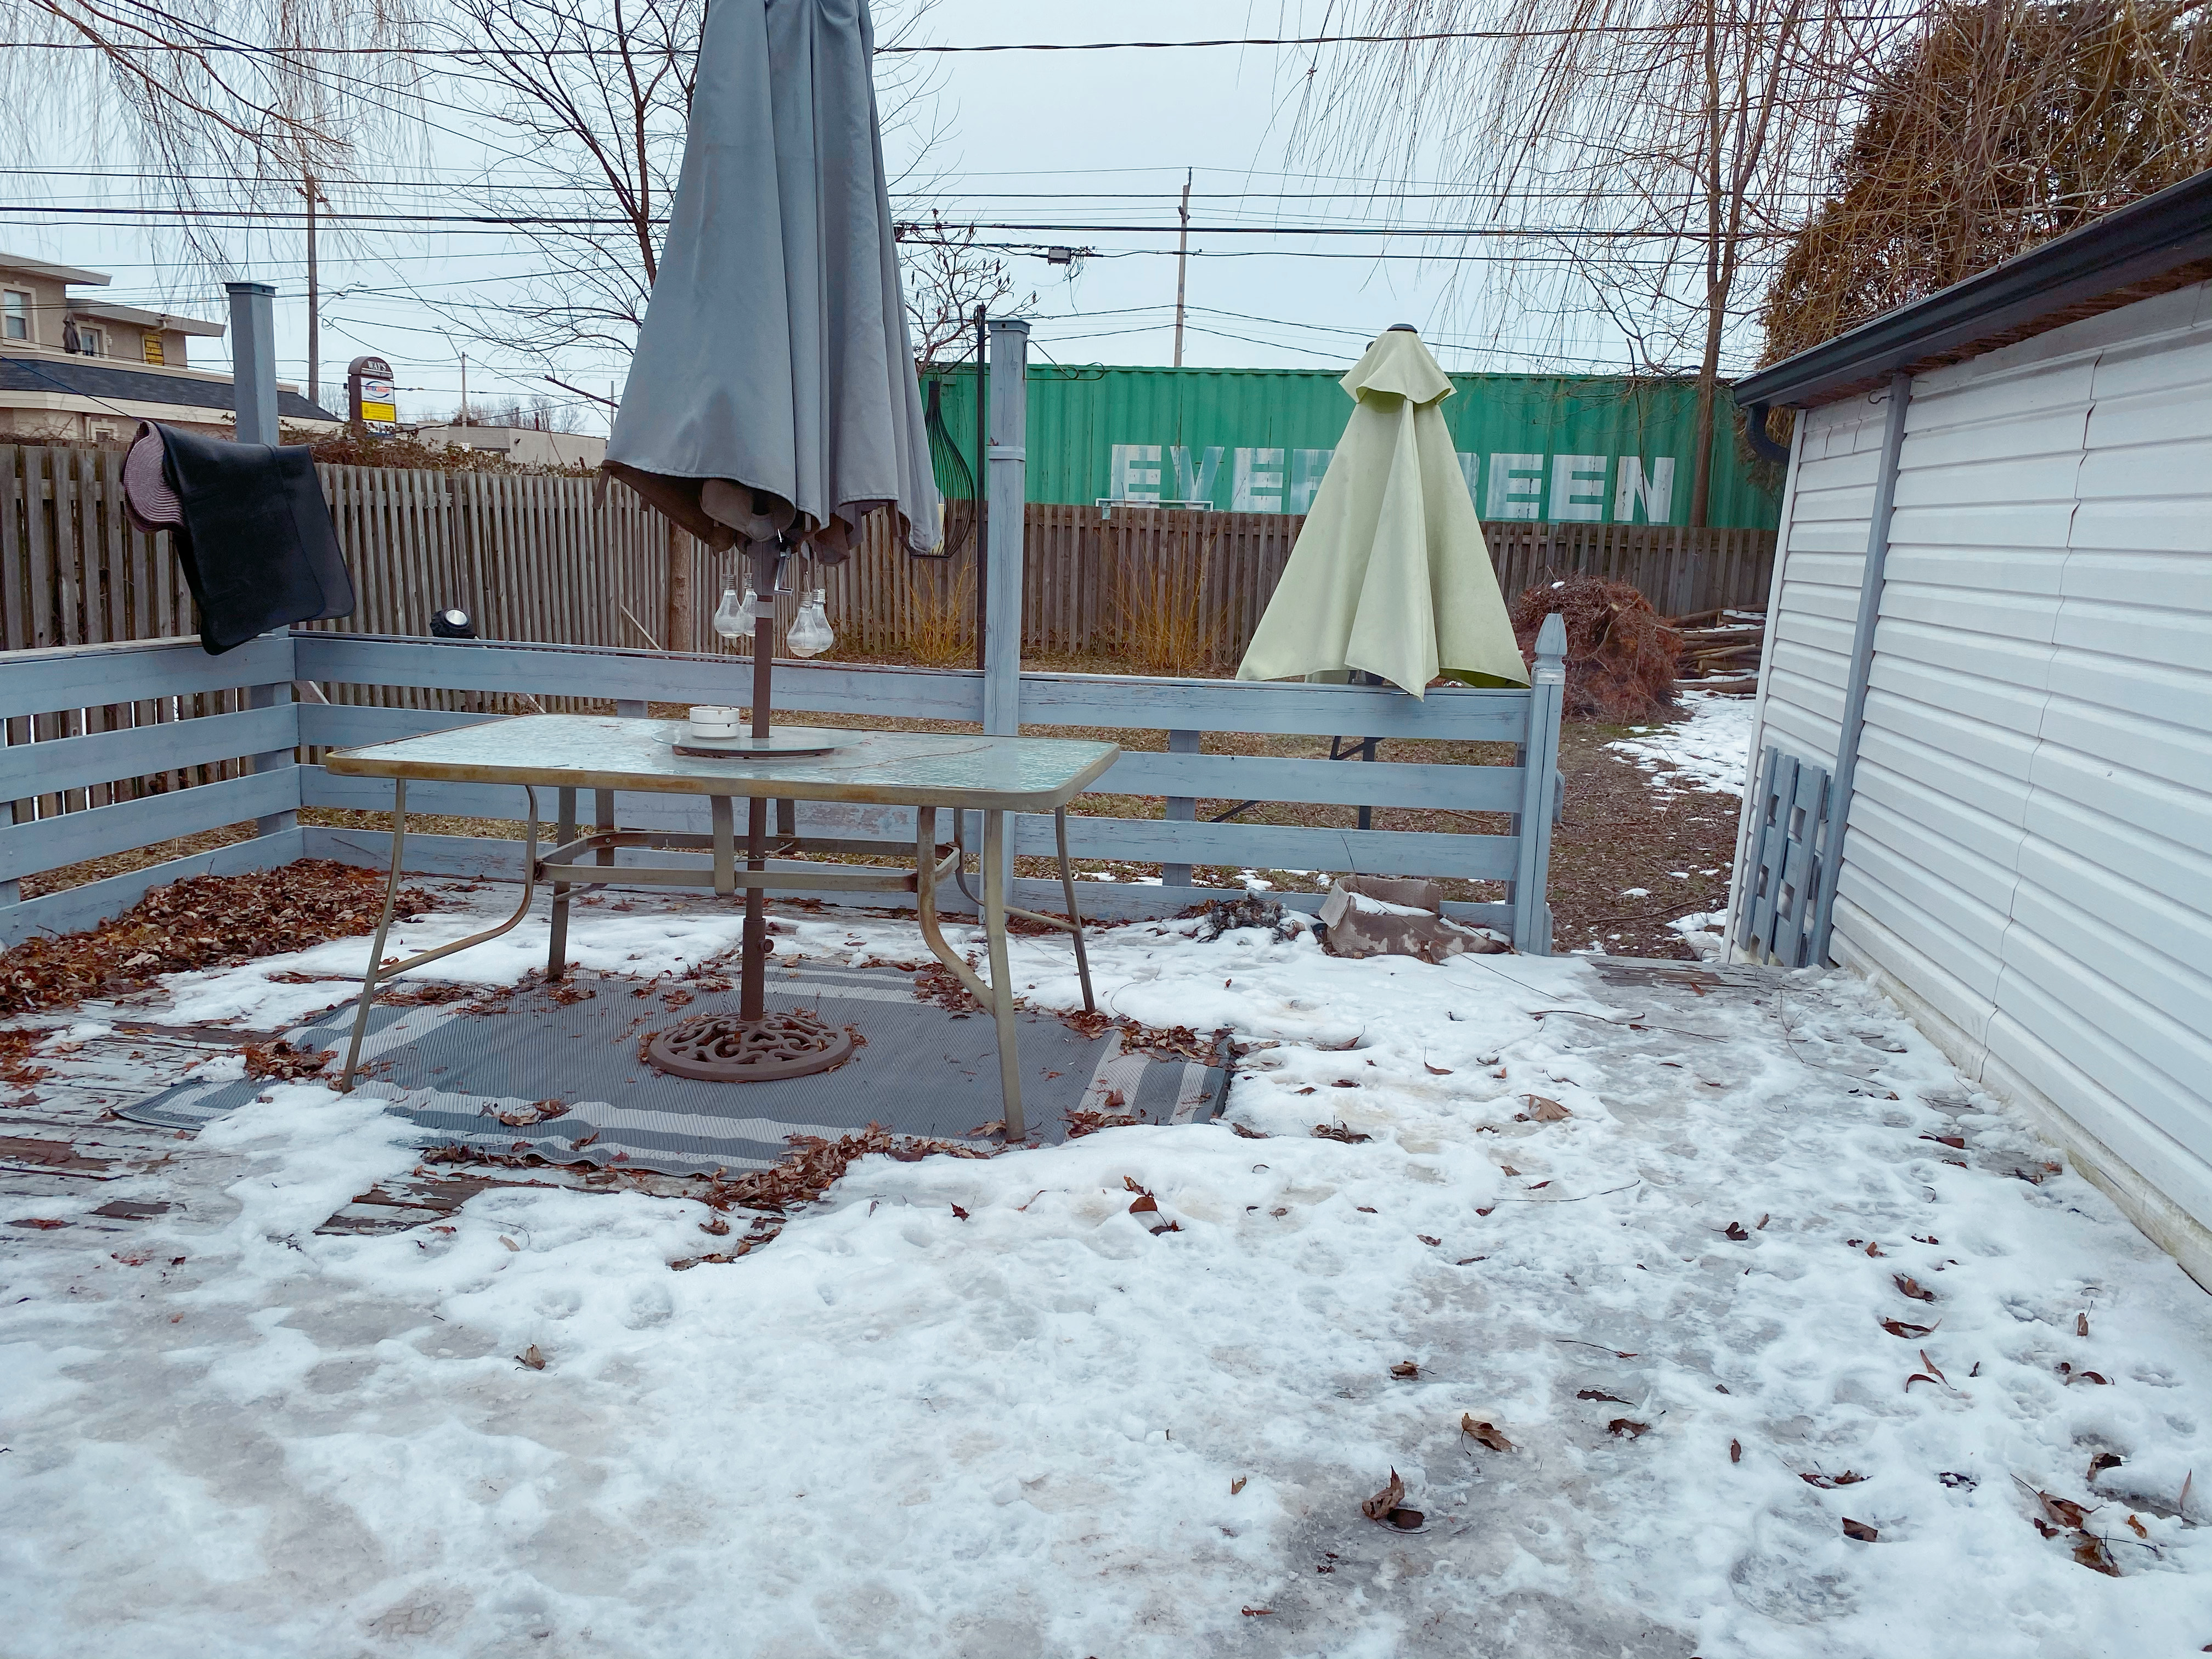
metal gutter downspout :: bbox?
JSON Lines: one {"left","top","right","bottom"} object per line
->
{"left": 1809, "top": 369, "right": 1912, "bottom": 965}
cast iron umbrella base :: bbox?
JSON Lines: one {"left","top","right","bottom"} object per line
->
{"left": 644, "top": 1005, "right": 856, "bottom": 1081}
{"left": 646, "top": 535, "right": 860, "bottom": 1084}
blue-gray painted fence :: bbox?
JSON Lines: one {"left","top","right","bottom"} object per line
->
{"left": 0, "top": 630, "right": 1564, "bottom": 950}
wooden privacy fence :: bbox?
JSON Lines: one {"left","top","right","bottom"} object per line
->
{"left": 1, "top": 444, "right": 1775, "bottom": 667}
{"left": 0, "top": 633, "right": 1565, "bottom": 955}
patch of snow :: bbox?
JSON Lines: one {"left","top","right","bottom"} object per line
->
{"left": 1346, "top": 892, "right": 1432, "bottom": 917}
{"left": 1610, "top": 690, "right": 1755, "bottom": 798}
{"left": 1668, "top": 909, "right": 1727, "bottom": 961}
{"left": 5, "top": 906, "right": 2211, "bottom": 1654}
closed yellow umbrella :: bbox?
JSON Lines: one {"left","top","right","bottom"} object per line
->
{"left": 1237, "top": 326, "right": 1527, "bottom": 698}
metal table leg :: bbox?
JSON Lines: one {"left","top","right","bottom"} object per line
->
{"left": 1053, "top": 807, "right": 1096, "bottom": 1014}
{"left": 547, "top": 786, "right": 576, "bottom": 978}
{"left": 980, "top": 808, "right": 1025, "bottom": 1140}
{"left": 951, "top": 805, "right": 1096, "bottom": 1017}
{"left": 594, "top": 788, "right": 616, "bottom": 876}
{"left": 338, "top": 781, "right": 542, "bottom": 1093}
{"left": 915, "top": 805, "right": 990, "bottom": 1005}
{"left": 712, "top": 794, "right": 736, "bottom": 896}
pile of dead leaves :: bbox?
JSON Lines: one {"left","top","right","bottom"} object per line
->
{"left": 701, "top": 1122, "right": 990, "bottom": 1214}
{"left": 912, "top": 962, "right": 981, "bottom": 1013}
{"left": 0, "top": 1028, "right": 50, "bottom": 1086}
{"left": 1064, "top": 1105, "right": 1140, "bottom": 1138}
{"left": 0, "top": 861, "right": 437, "bottom": 1016}
{"left": 242, "top": 1039, "right": 332, "bottom": 1081}
{"left": 1511, "top": 574, "right": 1681, "bottom": 723}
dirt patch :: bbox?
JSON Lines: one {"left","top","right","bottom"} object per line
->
{"left": 1545, "top": 723, "right": 1740, "bottom": 958}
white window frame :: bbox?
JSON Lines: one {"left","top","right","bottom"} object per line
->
{"left": 2, "top": 290, "right": 27, "bottom": 341}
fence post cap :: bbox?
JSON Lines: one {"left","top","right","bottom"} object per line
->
{"left": 1534, "top": 611, "right": 1568, "bottom": 659}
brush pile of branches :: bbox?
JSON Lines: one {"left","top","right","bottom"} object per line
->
{"left": 1512, "top": 577, "right": 1683, "bottom": 723}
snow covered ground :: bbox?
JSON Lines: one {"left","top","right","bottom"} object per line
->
{"left": 1611, "top": 690, "right": 1758, "bottom": 799}
{"left": 5, "top": 899, "right": 2211, "bottom": 1657}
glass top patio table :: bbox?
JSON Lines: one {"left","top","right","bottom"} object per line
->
{"left": 324, "top": 715, "right": 1121, "bottom": 811}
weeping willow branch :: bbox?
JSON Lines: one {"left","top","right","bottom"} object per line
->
{"left": 1291, "top": 0, "right": 1910, "bottom": 522}
{"left": 0, "top": 0, "right": 422, "bottom": 278}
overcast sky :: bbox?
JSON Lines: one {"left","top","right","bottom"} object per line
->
{"left": 4, "top": 1, "right": 1676, "bottom": 425}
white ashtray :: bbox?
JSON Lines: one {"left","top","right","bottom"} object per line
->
{"left": 687, "top": 704, "right": 741, "bottom": 740}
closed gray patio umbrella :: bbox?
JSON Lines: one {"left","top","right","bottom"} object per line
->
{"left": 599, "top": 0, "right": 941, "bottom": 1074}
{"left": 604, "top": 0, "right": 940, "bottom": 563}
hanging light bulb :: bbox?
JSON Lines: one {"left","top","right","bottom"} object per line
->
{"left": 788, "top": 588, "right": 833, "bottom": 658}
{"left": 711, "top": 585, "right": 747, "bottom": 640}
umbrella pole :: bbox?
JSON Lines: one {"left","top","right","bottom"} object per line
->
{"left": 640, "top": 535, "right": 854, "bottom": 1084}
{"left": 740, "top": 539, "right": 778, "bottom": 1023}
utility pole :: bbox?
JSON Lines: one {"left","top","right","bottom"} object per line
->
{"left": 459, "top": 349, "right": 469, "bottom": 426}
{"left": 299, "top": 171, "right": 326, "bottom": 409}
{"left": 1172, "top": 168, "right": 1192, "bottom": 368}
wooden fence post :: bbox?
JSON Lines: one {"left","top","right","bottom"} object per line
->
{"left": 664, "top": 517, "right": 691, "bottom": 654}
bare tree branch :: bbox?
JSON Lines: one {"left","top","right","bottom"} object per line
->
{"left": 1294, "top": 0, "right": 1909, "bottom": 521}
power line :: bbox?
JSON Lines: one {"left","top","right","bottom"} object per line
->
{"left": 5, "top": 202, "right": 1792, "bottom": 242}
{"left": 0, "top": 166, "right": 1832, "bottom": 204}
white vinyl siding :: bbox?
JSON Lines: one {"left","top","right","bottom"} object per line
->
{"left": 1745, "top": 280, "right": 2212, "bottom": 1262}
{"left": 1751, "top": 393, "right": 1889, "bottom": 768}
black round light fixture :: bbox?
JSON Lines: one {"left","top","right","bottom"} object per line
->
{"left": 431, "top": 607, "right": 476, "bottom": 639}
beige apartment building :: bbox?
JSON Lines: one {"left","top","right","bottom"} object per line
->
{"left": 1, "top": 252, "right": 339, "bottom": 443}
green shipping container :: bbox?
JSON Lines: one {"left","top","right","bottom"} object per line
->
{"left": 922, "top": 364, "right": 1780, "bottom": 530}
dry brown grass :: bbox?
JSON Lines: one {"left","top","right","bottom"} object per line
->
{"left": 1108, "top": 543, "right": 1230, "bottom": 677}
{"left": 902, "top": 559, "right": 977, "bottom": 666}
